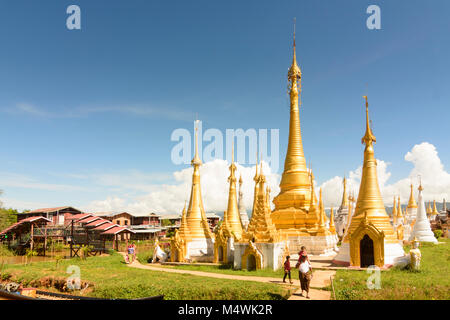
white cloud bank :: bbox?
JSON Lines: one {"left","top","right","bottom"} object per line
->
{"left": 84, "top": 160, "right": 280, "bottom": 215}
{"left": 320, "top": 142, "right": 450, "bottom": 209}
{"left": 83, "top": 142, "right": 450, "bottom": 215}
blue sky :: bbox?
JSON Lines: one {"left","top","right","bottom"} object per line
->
{"left": 0, "top": 0, "right": 449, "bottom": 212}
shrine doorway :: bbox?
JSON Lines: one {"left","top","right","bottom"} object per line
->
{"left": 360, "top": 234, "right": 375, "bottom": 267}
{"left": 218, "top": 246, "right": 224, "bottom": 262}
{"left": 246, "top": 254, "right": 256, "bottom": 271}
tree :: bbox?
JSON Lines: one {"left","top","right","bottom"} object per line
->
{"left": 0, "top": 208, "right": 18, "bottom": 231}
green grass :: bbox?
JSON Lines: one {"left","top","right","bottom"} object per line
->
{"left": 332, "top": 238, "right": 450, "bottom": 300}
{"left": 2, "top": 253, "right": 292, "bottom": 300}
{"left": 158, "top": 263, "right": 301, "bottom": 280}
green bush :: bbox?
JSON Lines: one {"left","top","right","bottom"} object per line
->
{"left": 137, "top": 250, "right": 153, "bottom": 264}
{"left": 434, "top": 229, "right": 443, "bottom": 240}
{"left": 0, "top": 245, "right": 15, "bottom": 257}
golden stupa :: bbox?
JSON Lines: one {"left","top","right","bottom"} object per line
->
{"left": 392, "top": 196, "right": 398, "bottom": 225}
{"left": 271, "top": 29, "right": 322, "bottom": 238}
{"left": 244, "top": 163, "right": 282, "bottom": 243}
{"left": 334, "top": 96, "right": 404, "bottom": 267}
{"left": 431, "top": 200, "right": 439, "bottom": 216}
{"left": 407, "top": 184, "right": 418, "bottom": 209}
{"left": 397, "top": 196, "right": 403, "bottom": 221}
{"left": 340, "top": 177, "right": 349, "bottom": 209}
{"left": 171, "top": 123, "right": 213, "bottom": 262}
{"left": 214, "top": 143, "right": 244, "bottom": 263}
{"left": 329, "top": 207, "right": 336, "bottom": 234}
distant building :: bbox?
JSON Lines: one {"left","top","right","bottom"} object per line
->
{"left": 160, "top": 212, "right": 220, "bottom": 233}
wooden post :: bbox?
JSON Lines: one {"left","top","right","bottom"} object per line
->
{"left": 70, "top": 220, "right": 74, "bottom": 258}
{"left": 30, "top": 223, "right": 34, "bottom": 251}
{"left": 43, "top": 225, "right": 47, "bottom": 257}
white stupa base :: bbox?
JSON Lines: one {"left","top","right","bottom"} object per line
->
{"left": 233, "top": 241, "right": 286, "bottom": 271}
{"left": 333, "top": 241, "right": 406, "bottom": 267}
{"left": 186, "top": 238, "right": 214, "bottom": 262}
{"left": 287, "top": 235, "right": 338, "bottom": 256}
{"left": 409, "top": 229, "right": 438, "bottom": 244}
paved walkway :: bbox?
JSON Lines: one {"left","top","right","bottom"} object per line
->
{"left": 120, "top": 253, "right": 335, "bottom": 300}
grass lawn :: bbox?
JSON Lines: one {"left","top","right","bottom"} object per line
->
{"left": 157, "top": 263, "right": 301, "bottom": 280}
{"left": 332, "top": 238, "right": 450, "bottom": 300}
{"left": 1, "top": 253, "right": 292, "bottom": 300}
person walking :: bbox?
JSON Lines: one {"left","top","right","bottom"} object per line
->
{"left": 283, "top": 256, "right": 294, "bottom": 284}
{"left": 298, "top": 253, "right": 313, "bottom": 299}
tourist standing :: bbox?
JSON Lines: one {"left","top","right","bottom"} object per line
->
{"left": 127, "top": 244, "right": 135, "bottom": 263}
{"left": 132, "top": 243, "right": 137, "bottom": 262}
{"left": 298, "top": 253, "right": 313, "bottom": 299}
{"left": 283, "top": 256, "right": 293, "bottom": 284}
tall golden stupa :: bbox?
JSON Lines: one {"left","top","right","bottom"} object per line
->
{"left": 333, "top": 96, "right": 405, "bottom": 267}
{"left": 171, "top": 122, "right": 214, "bottom": 262}
{"left": 270, "top": 28, "right": 337, "bottom": 255}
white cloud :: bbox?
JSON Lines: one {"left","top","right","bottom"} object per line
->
{"left": 83, "top": 160, "right": 281, "bottom": 215}
{"left": 0, "top": 172, "right": 88, "bottom": 192}
{"left": 319, "top": 142, "right": 450, "bottom": 208}
{"left": 2, "top": 103, "right": 193, "bottom": 122}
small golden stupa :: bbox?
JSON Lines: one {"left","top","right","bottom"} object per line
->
{"left": 407, "top": 184, "right": 418, "bottom": 209}
{"left": 329, "top": 207, "right": 336, "bottom": 234}
{"left": 233, "top": 163, "right": 286, "bottom": 270}
{"left": 214, "top": 143, "right": 243, "bottom": 263}
{"left": 333, "top": 96, "right": 405, "bottom": 267}
{"left": 397, "top": 196, "right": 404, "bottom": 222}
{"left": 393, "top": 196, "right": 399, "bottom": 226}
{"left": 171, "top": 123, "right": 214, "bottom": 262}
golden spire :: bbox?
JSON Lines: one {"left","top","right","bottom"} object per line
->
{"left": 185, "top": 121, "right": 213, "bottom": 239}
{"left": 361, "top": 96, "right": 376, "bottom": 146}
{"left": 223, "top": 140, "right": 243, "bottom": 239}
{"left": 392, "top": 196, "right": 397, "bottom": 224}
{"left": 397, "top": 196, "right": 403, "bottom": 220}
{"left": 318, "top": 187, "right": 327, "bottom": 230}
{"left": 309, "top": 170, "right": 318, "bottom": 215}
{"left": 427, "top": 201, "right": 432, "bottom": 214}
{"left": 272, "top": 20, "right": 311, "bottom": 217}
{"left": 178, "top": 201, "right": 188, "bottom": 238}
{"left": 329, "top": 207, "right": 336, "bottom": 234}
{"left": 340, "top": 177, "right": 349, "bottom": 209}
{"left": 431, "top": 200, "right": 439, "bottom": 215}
{"left": 408, "top": 184, "right": 418, "bottom": 208}
{"left": 343, "top": 96, "right": 397, "bottom": 243}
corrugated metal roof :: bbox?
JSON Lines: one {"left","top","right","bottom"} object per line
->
{"left": 27, "top": 206, "right": 82, "bottom": 214}
{"left": 101, "top": 226, "right": 134, "bottom": 235}
{"left": 0, "top": 216, "right": 52, "bottom": 235}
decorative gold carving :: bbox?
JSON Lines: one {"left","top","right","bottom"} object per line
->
{"left": 213, "top": 227, "right": 228, "bottom": 263}
{"left": 242, "top": 165, "right": 281, "bottom": 243}
{"left": 170, "top": 229, "right": 186, "bottom": 262}
{"left": 241, "top": 241, "right": 264, "bottom": 270}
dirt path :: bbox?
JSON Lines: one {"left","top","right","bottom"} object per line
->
{"left": 120, "top": 253, "right": 335, "bottom": 300}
